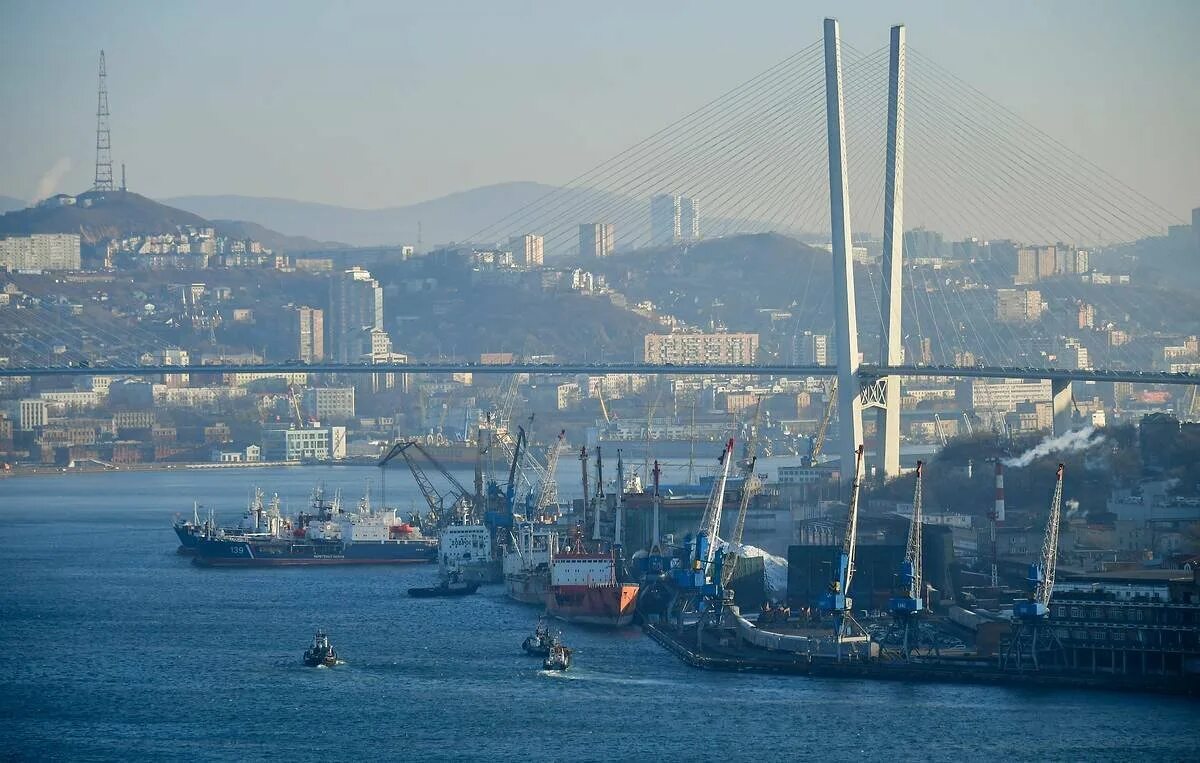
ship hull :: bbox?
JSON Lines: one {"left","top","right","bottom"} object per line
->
{"left": 506, "top": 571, "right": 550, "bottom": 605}
{"left": 174, "top": 525, "right": 200, "bottom": 554}
{"left": 546, "top": 584, "right": 639, "bottom": 627}
{"left": 192, "top": 538, "right": 437, "bottom": 567}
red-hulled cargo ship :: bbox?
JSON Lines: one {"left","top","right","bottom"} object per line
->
{"left": 545, "top": 549, "right": 638, "bottom": 627}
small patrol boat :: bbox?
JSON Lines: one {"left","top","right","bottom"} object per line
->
{"left": 543, "top": 643, "right": 572, "bottom": 671}
{"left": 407, "top": 570, "right": 480, "bottom": 598}
{"left": 303, "top": 630, "right": 338, "bottom": 667}
{"left": 522, "top": 617, "right": 560, "bottom": 656}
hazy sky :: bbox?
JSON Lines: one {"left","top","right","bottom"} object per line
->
{"left": 1, "top": 1, "right": 1197, "bottom": 217}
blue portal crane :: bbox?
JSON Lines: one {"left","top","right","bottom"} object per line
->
{"left": 884, "top": 461, "right": 934, "bottom": 658}
{"left": 1003, "top": 463, "right": 1066, "bottom": 671}
{"left": 816, "top": 444, "right": 868, "bottom": 659}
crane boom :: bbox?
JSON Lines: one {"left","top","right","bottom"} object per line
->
{"left": 722, "top": 399, "right": 763, "bottom": 588}
{"left": 905, "top": 461, "right": 924, "bottom": 600}
{"left": 1036, "top": 463, "right": 1065, "bottom": 607}
{"left": 842, "top": 443, "right": 865, "bottom": 596}
{"left": 1013, "top": 463, "right": 1065, "bottom": 620}
{"left": 819, "top": 444, "right": 864, "bottom": 614}
{"left": 698, "top": 438, "right": 735, "bottom": 572}
{"left": 811, "top": 379, "right": 838, "bottom": 461}
{"left": 380, "top": 440, "right": 475, "bottom": 527}
{"left": 533, "top": 430, "right": 566, "bottom": 512}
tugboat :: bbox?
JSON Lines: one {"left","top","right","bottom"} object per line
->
{"left": 543, "top": 643, "right": 572, "bottom": 671}
{"left": 303, "top": 630, "right": 338, "bottom": 667}
{"left": 521, "top": 617, "right": 560, "bottom": 656}
{"left": 407, "top": 570, "right": 481, "bottom": 598}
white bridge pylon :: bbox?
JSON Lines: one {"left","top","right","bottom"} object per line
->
{"left": 826, "top": 17, "right": 910, "bottom": 483}
{"left": 824, "top": 19, "right": 994, "bottom": 483}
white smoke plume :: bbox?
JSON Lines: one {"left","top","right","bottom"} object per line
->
{"left": 1003, "top": 426, "right": 1105, "bottom": 468}
{"left": 33, "top": 157, "right": 73, "bottom": 203}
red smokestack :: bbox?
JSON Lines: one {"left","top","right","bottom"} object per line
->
{"left": 994, "top": 461, "right": 1006, "bottom": 523}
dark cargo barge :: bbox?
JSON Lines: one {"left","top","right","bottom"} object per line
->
{"left": 644, "top": 623, "right": 1198, "bottom": 696}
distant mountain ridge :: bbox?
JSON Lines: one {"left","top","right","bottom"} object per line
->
{"left": 0, "top": 190, "right": 343, "bottom": 252}
{"left": 0, "top": 195, "right": 26, "bottom": 214}
{"left": 164, "top": 182, "right": 617, "bottom": 249}
{"left": 164, "top": 182, "right": 804, "bottom": 251}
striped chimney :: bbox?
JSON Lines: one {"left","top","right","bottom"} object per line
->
{"left": 994, "top": 461, "right": 1006, "bottom": 523}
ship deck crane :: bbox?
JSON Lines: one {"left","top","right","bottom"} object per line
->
{"left": 816, "top": 444, "right": 870, "bottom": 660}
{"left": 1003, "top": 463, "right": 1066, "bottom": 671}
{"left": 884, "top": 461, "right": 935, "bottom": 659}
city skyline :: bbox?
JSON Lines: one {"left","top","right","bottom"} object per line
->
{"left": 0, "top": 1, "right": 1197, "bottom": 219}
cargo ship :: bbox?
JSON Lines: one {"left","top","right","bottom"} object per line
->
{"left": 545, "top": 535, "right": 638, "bottom": 627}
{"left": 192, "top": 491, "right": 436, "bottom": 567}
{"left": 502, "top": 522, "right": 557, "bottom": 605}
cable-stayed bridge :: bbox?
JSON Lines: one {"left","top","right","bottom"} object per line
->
{"left": 2, "top": 19, "right": 1196, "bottom": 480}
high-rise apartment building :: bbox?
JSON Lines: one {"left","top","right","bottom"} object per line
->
{"left": 650, "top": 194, "right": 681, "bottom": 246}
{"left": 919, "top": 337, "right": 933, "bottom": 365}
{"left": 996, "top": 288, "right": 1044, "bottom": 323}
{"left": 0, "top": 234, "right": 81, "bottom": 271}
{"left": 1078, "top": 303, "right": 1095, "bottom": 330}
{"left": 1015, "top": 247, "right": 1039, "bottom": 285}
{"left": 578, "top": 223, "right": 615, "bottom": 258}
{"left": 329, "top": 267, "right": 384, "bottom": 363}
{"left": 679, "top": 197, "right": 700, "bottom": 242}
{"left": 1015, "top": 244, "right": 1087, "bottom": 284}
{"left": 508, "top": 234, "right": 544, "bottom": 267}
{"left": 800, "top": 332, "right": 828, "bottom": 365}
{"left": 297, "top": 306, "right": 325, "bottom": 363}
{"left": 644, "top": 332, "right": 759, "bottom": 365}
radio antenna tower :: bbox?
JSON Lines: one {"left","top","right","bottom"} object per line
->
{"left": 92, "top": 50, "right": 114, "bottom": 191}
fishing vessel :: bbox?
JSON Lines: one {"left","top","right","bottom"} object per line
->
{"left": 303, "top": 630, "right": 338, "bottom": 667}
{"left": 543, "top": 644, "right": 572, "bottom": 671}
{"left": 407, "top": 571, "right": 480, "bottom": 598}
{"left": 502, "top": 522, "right": 557, "bottom": 605}
{"left": 173, "top": 485, "right": 340, "bottom": 553}
{"left": 192, "top": 489, "right": 436, "bottom": 567}
{"left": 521, "top": 617, "right": 560, "bottom": 656}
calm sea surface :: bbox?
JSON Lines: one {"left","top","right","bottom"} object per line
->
{"left": 0, "top": 465, "right": 1196, "bottom": 762}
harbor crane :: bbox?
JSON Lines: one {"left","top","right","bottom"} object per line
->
{"left": 531, "top": 430, "right": 566, "bottom": 518}
{"left": 668, "top": 438, "right": 735, "bottom": 638}
{"left": 697, "top": 438, "right": 736, "bottom": 580}
{"left": 816, "top": 444, "right": 870, "bottom": 660}
{"left": 804, "top": 379, "right": 837, "bottom": 466}
{"left": 379, "top": 440, "right": 475, "bottom": 529}
{"left": 1003, "top": 463, "right": 1066, "bottom": 671}
{"left": 884, "top": 461, "right": 936, "bottom": 659}
{"left": 721, "top": 400, "right": 763, "bottom": 592}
